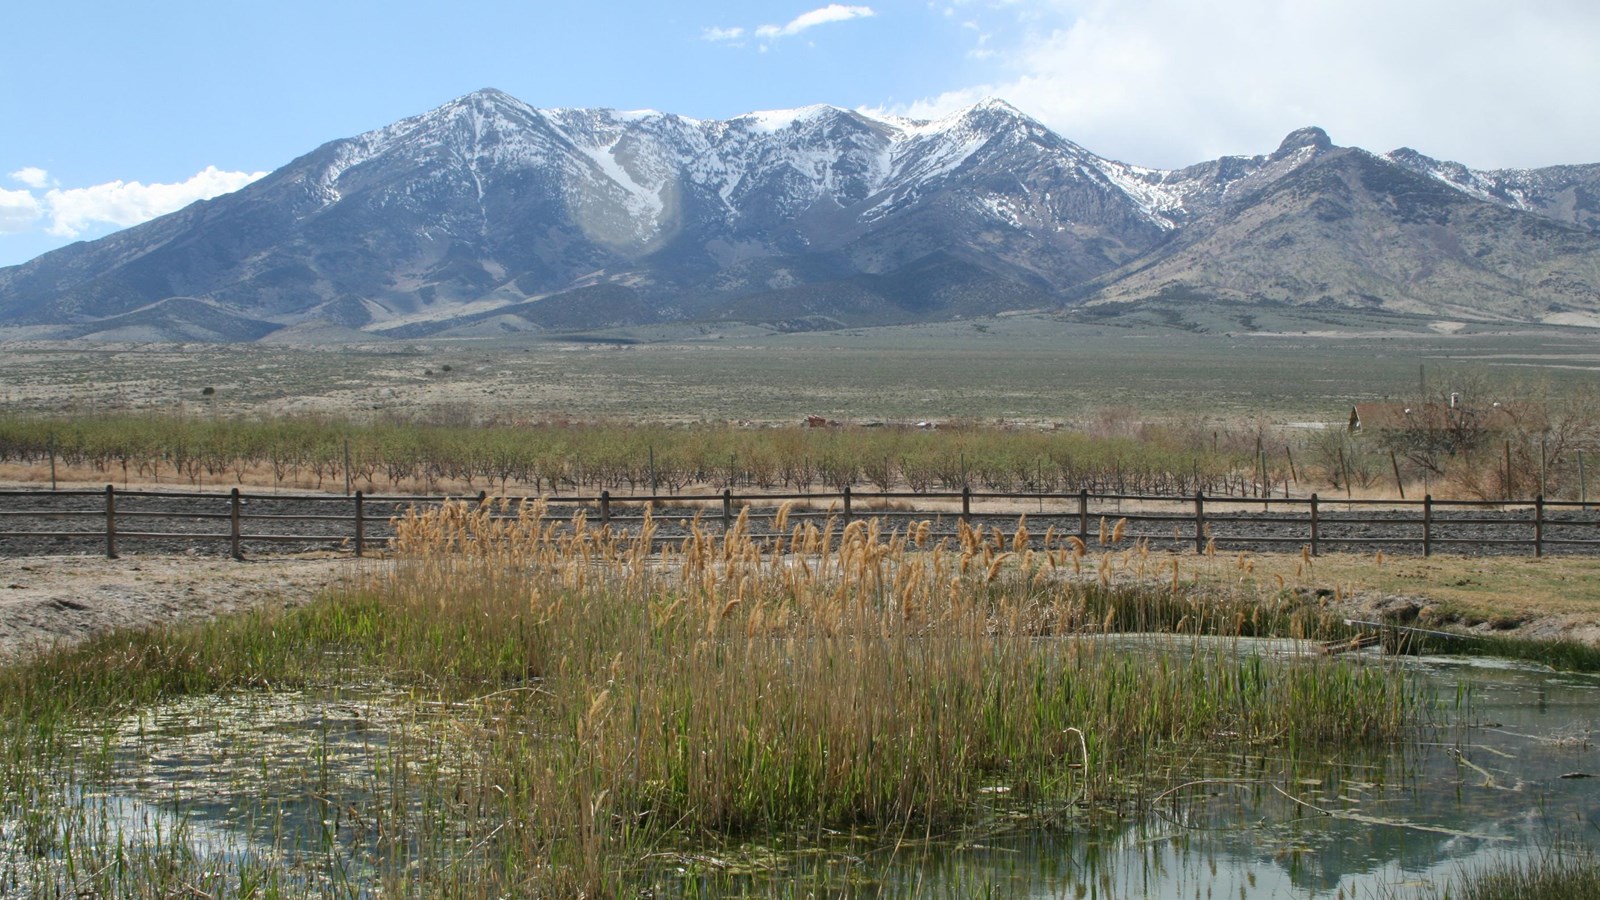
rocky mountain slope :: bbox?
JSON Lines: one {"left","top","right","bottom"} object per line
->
{"left": 2, "top": 88, "right": 1598, "bottom": 340}
{"left": 1085, "top": 131, "right": 1600, "bottom": 322}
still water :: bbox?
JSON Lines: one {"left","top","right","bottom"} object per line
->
{"left": 884, "top": 650, "right": 1600, "bottom": 898}
{"left": 10, "top": 647, "right": 1600, "bottom": 897}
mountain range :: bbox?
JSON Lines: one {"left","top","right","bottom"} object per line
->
{"left": 2, "top": 88, "right": 1598, "bottom": 341}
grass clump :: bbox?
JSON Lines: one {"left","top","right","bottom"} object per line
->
{"left": 1439, "top": 853, "right": 1600, "bottom": 899}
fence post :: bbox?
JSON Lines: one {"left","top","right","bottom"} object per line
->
{"left": 843, "top": 485, "right": 853, "bottom": 522}
{"left": 1535, "top": 495, "right": 1545, "bottom": 558}
{"left": 354, "top": 491, "right": 365, "bottom": 558}
{"left": 722, "top": 488, "right": 733, "bottom": 532}
{"left": 961, "top": 486, "right": 972, "bottom": 523}
{"left": 1193, "top": 491, "right": 1206, "bottom": 553}
{"left": 1422, "top": 494, "right": 1432, "bottom": 558}
{"left": 1078, "top": 488, "right": 1089, "bottom": 545}
{"left": 104, "top": 484, "right": 117, "bottom": 559}
{"left": 1390, "top": 450, "right": 1405, "bottom": 500}
{"left": 230, "top": 488, "right": 243, "bottom": 561}
{"left": 600, "top": 490, "right": 611, "bottom": 526}
{"left": 1309, "top": 493, "right": 1320, "bottom": 557}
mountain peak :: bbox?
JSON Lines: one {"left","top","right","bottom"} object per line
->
{"left": 948, "top": 97, "right": 1035, "bottom": 125}
{"left": 441, "top": 87, "right": 534, "bottom": 118}
{"left": 967, "top": 97, "right": 1024, "bottom": 115}
{"left": 1272, "top": 126, "right": 1333, "bottom": 159}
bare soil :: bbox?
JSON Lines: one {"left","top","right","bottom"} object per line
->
{"left": 0, "top": 553, "right": 358, "bottom": 663}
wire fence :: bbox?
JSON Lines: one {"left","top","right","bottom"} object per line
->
{"left": 1, "top": 485, "right": 1596, "bottom": 560}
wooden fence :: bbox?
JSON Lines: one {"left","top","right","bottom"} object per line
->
{"left": 1, "top": 486, "right": 1597, "bottom": 559}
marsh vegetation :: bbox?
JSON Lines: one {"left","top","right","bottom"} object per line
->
{"left": 0, "top": 501, "right": 1435, "bottom": 896}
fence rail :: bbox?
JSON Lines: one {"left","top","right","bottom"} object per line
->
{"left": 0, "top": 486, "right": 1596, "bottom": 559}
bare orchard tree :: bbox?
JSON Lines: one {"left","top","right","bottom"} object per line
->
{"left": 1378, "top": 377, "right": 1499, "bottom": 476}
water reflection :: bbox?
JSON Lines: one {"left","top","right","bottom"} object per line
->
{"left": 880, "top": 653, "right": 1600, "bottom": 898}
{"left": 8, "top": 650, "right": 1600, "bottom": 896}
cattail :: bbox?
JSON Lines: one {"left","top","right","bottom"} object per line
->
{"left": 985, "top": 552, "right": 1012, "bottom": 583}
{"left": 1111, "top": 518, "right": 1127, "bottom": 544}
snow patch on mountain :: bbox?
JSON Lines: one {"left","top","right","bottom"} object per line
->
{"left": 1095, "top": 161, "right": 1185, "bottom": 229}
{"left": 736, "top": 105, "right": 837, "bottom": 134}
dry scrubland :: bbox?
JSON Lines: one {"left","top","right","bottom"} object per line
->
{"left": 6, "top": 316, "right": 1600, "bottom": 500}
{"left": 5, "top": 314, "right": 1600, "bottom": 424}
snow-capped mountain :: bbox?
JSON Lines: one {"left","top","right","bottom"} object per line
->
{"left": 1383, "top": 148, "right": 1600, "bottom": 236}
{"left": 2, "top": 88, "right": 1599, "bottom": 340}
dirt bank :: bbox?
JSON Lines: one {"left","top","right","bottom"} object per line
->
{"left": 0, "top": 554, "right": 357, "bottom": 662}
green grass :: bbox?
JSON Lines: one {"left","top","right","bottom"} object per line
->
{"left": 1440, "top": 853, "right": 1600, "bottom": 900}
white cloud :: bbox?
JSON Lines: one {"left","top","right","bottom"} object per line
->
{"left": 0, "top": 188, "right": 42, "bottom": 234}
{"left": 905, "top": 0, "right": 1600, "bottom": 170}
{"left": 42, "top": 165, "right": 267, "bottom": 238}
{"left": 701, "top": 25, "right": 745, "bottom": 41}
{"left": 753, "top": 5, "right": 876, "bottom": 40}
{"left": 9, "top": 167, "right": 52, "bottom": 189}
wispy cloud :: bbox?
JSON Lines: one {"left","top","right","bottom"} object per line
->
{"left": 708, "top": 5, "right": 876, "bottom": 46}
{"left": 9, "top": 167, "right": 53, "bottom": 190}
{"left": 757, "top": 4, "right": 876, "bottom": 38}
{"left": 0, "top": 188, "right": 42, "bottom": 234}
{"left": 39, "top": 166, "right": 267, "bottom": 238}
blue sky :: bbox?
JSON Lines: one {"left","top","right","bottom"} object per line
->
{"left": 4, "top": 0, "right": 1598, "bottom": 268}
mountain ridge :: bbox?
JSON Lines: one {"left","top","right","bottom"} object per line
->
{"left": 3, "top": 88, "right": 1599, "bottom": 340}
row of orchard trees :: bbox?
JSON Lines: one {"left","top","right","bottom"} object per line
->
{"left": 0, "top": 415, "right": 1261, "bottom": 496}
